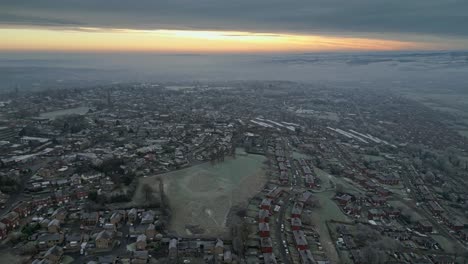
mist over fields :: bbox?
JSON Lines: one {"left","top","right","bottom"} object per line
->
{"left": 1, "top": 51, "right": 467, "bottom": 92}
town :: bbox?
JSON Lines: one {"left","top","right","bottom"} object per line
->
{"left": 0, "top": 81, "right": 467, "bottom": 264}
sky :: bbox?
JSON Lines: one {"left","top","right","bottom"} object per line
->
{"left": 1, "top": 0, "right": 468, "bottom": 53}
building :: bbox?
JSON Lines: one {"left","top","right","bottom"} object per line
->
{"left": 81, "top": 212, "right": 99, "bottom": 226}
{"left": 168, "top": 238, "right": 178, "bottom": 259}
{"left": 263, "top": 252, "right": 278, "bottom": 264}
{"left": 293, "top": 230, "right": 308, "bottom": 250}
{"left": 37, "top": 233, "right": 64, "bottom": 249}
{"left": 260, "top": 199, "right": 272, "bottom": 210}
{"left": 291, "top": 202, "right": 303, "bottom": 218}
{"left": 298, "top": 249, "right": 316, "bottom": 264}
{"left": 258, "top": 209, "right": 270, "bottom": 223}
{"left": 47, "top": 219, "right": 61, "bottom": 233}
{"left": 0, "top": 222, "right": 7, "bottom": 240}
{"left": 368, "top": 209, "right": 385, "bottom": 220}
{"left": 136, "top": 234, "right": 147, "bottom": 250}
{"left": 258, "top": 222, "right": 270, "bottom": 237}
{"left": 260, "top": 237, "right": 273, "bottom": 253}
{"left": 110, "top": 212, "right": 123, "bottom": 225}
{"left": 1, "top": 211, "right": 20, "bottom": 230}
{"left": 417, "top": 219, "right": 433, "bottom": 233}
{"left": 43, "top": 245, "right": 63, "bottom": 264}
{"left": 291, "top": 217, "right": 302, "bottom": 231}
{"left": 51, "top": 208, "right": 67, "bottom": 221}
{"left": 95, "top": 230, "right": 114, "bottom": 249}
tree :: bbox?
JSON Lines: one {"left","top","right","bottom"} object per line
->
{"left": 142, "top": 183, "right": 153, "bottom": 202}
{"left": 361, "top": 246, "right": 385, "bottom": 264}
{"left": 335, "top": 183, "right": 344, "bottom": 194}
{"left": 19, "top": 241, "right": 38, "bottom": 255}
{"left": 88, "top": 190, "right": 98, "bottom": 202}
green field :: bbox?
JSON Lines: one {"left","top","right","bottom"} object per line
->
{"left": 139, "top": 152, "right": 267, "bottom": 236}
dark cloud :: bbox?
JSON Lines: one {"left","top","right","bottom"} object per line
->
{"left": 0, "top": 13, "right": 82, "bottom": 27}
{"left": 1, "top": 0, "right": 468, "bottom": 39}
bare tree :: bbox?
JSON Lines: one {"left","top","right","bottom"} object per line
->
{"left": 335, "top": 183, "right": 344, "bottom": 194}
{"left": 142, "top": 183, "right": 153, "bottom": 202}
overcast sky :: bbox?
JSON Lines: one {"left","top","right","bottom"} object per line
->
{"left": 1, "top": 0, "right": 468, "bottom": 51}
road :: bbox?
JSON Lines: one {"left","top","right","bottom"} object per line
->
{"left": 272, "top": 137, "right": 303, "bottom": 264}
{"left": 275, "top": 194, "right": 292, "bottom": 264}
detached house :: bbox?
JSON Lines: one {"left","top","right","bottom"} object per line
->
{"left": 95, "top": 230, "right": 114, "bottom": 249}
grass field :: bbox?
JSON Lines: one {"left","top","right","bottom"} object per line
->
{"left": 138, "top": 152, "right": 267, "bottom": 237}
{"left": 309, "top": 190, "right": 351, "bottom": 264}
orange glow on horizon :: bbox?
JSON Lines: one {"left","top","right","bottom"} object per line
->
{"left": 0, "top": 27, "right": 431, "bottom": 53}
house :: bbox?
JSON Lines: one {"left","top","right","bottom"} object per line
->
{"left": 459, "top": 229, "right": 468, "bottom": 241}
{"left": 136, "top": 234, "right": 147, "bottom": 250}
{"left": 97, "top": 256, "right": 117, "bottom": 264}
{"left": 384, "top": 208, "right": 401, "bottom": 219}
{"left": 417, "top": 220, "right": 433, "bottom": 233}
{"left": 376, "top": 186, "right": 391, "bottom": 197}
{"left": 47, "top": 219, "right": 61, "bottom": 233}
{"left": 291, "top": 217, "right": 302, "bottom": 231}
{"left": 278, "top": 162, "right": 287, "bottom": 172}
{"left": 223, "top": 250, "right": 233, "bottom": 263}
{"left": 447, "top": 219, "right": 464, "bottom": 232}
{"left": 74, "top": 188, "right": 88, "bottom": 200}
{"left": 279, "top": 171, "right": 289, "bottom": 185}
{"left": 110, "top": 212, "right": 123, "bottom": 225}
{"left": 431, "top": 255, "right": 454, "bottom": 264}
{"left": 13, "top": 201, "right": 31, "bottom": 217}
{"left": 298, "top": 249, "right": 315, "bottom": 264}
{"left": 260, "top": 238, "right": 273, "bottom": 253}
{"left": 0, "top": 222, "right": 7, "bottom": 240}
{"left": 37, "top": 233, "right": 64, "bottom": 249}
{"left": 129, "top": 225, "right": 148, "bottom": 238}
{"left": 258, "top": 222, "right": 270, "bottom": 237}
{"left": 305, "top": 174, "right": 315, "bottom": 188}
{"left": 369, "top": 196, "right": 387, "bottom": 206}
{"left": 292, "top": 230, "right": 308, "bottom": 250}
{"left": 413, "top": 236, "right": 437, "bottom": 250}
{"left": 103, "top": 223, "right": 117, "bottom": 232}
{"left": 81, "top": 212, "right": 99, "bottom": 226}
{"left": 258, "top": 210, "right": 270, "bottom": 223}
{"left": 427, "top": 201, "right": 444, "bottom": 215}
{"left": 335, "top": 194, "right": 353, "bottom": 206}
{"left": 214, "top": 239, "right": 224, "bottom": 255}
{"left": 291, "top": 202, "right": 303, "bottom": 218}
{"left": 54, "top": 190, "right": 70, "bottom": 204}
{"left": 145, "top": 224, "right": 156, "bottom": 240}
{"left": 297, "top": 191, "right": 314, "bottom": 204}
{"left": 266, "top": 188, "right": 283, "bottom": 199}
{"left": 368, "top": 208, "right": 385, "bottom": 220}
{"left": 260, "top": 199, "right": 272, "bottom": 210}
{"left": 51, "top": 208, "right": 67, "bottom": 221}
{"left": 168, "top": 238, "right": 178, "bottom": 259}
{"left": 1, "top": 211, "right": 20, "bottom": 230}
{"left": 40, "top": 219, "right": 51, "bottom": 228}
{"left": 44, "top": 245, "right": 63, "bottom": 264}
{"left": 65, "top": 233, "right": 82, "bottom": 250}
{"left": 344, "top": 204, "right": 362, "bottom": 216}
{"left": 128, "top": 208, "right": 138, "bottom": 223}
{"left": 31, "top": 196, "right": 53, "bottom": 207}
{"left": 95, "top": 230, "right": 114, "bottom": 249}
{"left": 263, "top": 252, "right": 278, "bottom": 264}
{"left": 141, "top": 210, "right": 155, "bottom": 224}
{"left": 132, "top": 250, "right": 149, "bottom": 264}
{"left": 343, "top": 236, "right": 357, "bottom": 249}
{"left": 377, "top": 174, "right": 399, "bottom": 185}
